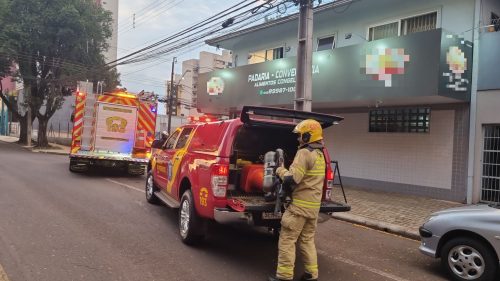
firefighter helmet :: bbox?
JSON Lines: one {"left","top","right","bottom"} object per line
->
{"left": 293, "top": 119, "right": 323, "bottom": 144}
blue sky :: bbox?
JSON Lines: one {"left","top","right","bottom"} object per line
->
{"left": 117, "top": 0, "right": 242, "bottom": 107}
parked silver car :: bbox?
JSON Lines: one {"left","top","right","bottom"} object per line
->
{"left": 419, "top": 204, "right": 500, "bottom": 281}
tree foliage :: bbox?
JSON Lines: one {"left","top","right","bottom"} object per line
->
{"left": 0, "top": 0, "right": 120, "bottom": 146}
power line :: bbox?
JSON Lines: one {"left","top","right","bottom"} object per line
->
{"left": 116, "top": 0, "right": 291, "bottom": 66}
{"left": 119, "top": 0, "right": 184, "bottom": 34}
{"left": 115, "top": 1, "right": 287, "bottom": 66}
{"left": 107, "top": 0, "right": 262, "bottom": 67}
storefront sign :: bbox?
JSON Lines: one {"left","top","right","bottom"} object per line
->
{"left": 198, "top": 29, "right": 472, "bottom": 114}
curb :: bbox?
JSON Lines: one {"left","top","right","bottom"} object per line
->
{"left": 332, "top": 212, "right": 420, "bottom": 241}
{"left": 0, "top": 139, "right": 69, "bottom": 155}
{"left": 31, "top": 149, "right": 69, "bottom": 156}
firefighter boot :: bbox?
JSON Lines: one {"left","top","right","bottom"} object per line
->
{"left": 300, "top": 272, "right": 318, "bottom": 281}
{"left": 267, "top": 276, "right": 290, "bottom": 281}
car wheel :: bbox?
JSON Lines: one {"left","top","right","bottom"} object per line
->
{"left": 441, "top": 237, "right": 498, "bottom": 281}
{"left": 179, "top": 190, "right": 204, "bottom": 245}
{"left": 145, "top": 171, "right": 160, "bottom": 205}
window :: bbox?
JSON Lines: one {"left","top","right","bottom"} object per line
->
{"left": 248, "top": 47, "right": 284, "bottom": 64}
{"left": 317, "top": 36, "right": 335, "bottom": 51}
{"left": 401, "top": 12, "right": 437, "bottom": 35}
{"left": 369, "top": 22, "right": 399, "bottom": 41}
{"left": 368, "top": 11, "right": 438, "bottom": 41}
{"left": 491, "top": 13, "right": 500, "bottom": 32}
{"left": 175, "top": 127, "right": 193, "bottom": 149}
{"left": 369, "top": 107, "right": 430, "bottom": 133}
{"left": 164, "top": 130, "right": 180, "bottom": 149}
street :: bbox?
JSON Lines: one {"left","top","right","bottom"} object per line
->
{"left": 0, "top": 141, "right": 447, "bottom": 281}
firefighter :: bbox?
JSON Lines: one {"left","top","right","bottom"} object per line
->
{"left": 268, "top": 119, "right": 326, "bottom": 281}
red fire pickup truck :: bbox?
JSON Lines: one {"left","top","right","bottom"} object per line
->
{"left": 146, "top": 106, "right": 350, "bottom": 244}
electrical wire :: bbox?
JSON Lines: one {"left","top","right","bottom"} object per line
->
{"left": 115, "top": 0, "right": 289, "bottom": 66}
{"left": 107, "top": 0, "right": 262, "bottom": 66}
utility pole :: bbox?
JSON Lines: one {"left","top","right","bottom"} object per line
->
{"left": 167, "top": 57, "right": 177, "bottom": 133}
{"left": 294, "top": 0, "right": 314, "bottom": 112}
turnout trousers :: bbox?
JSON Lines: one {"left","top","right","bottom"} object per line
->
{"left": 276, "top": 210, "right": 319, "bottom": 280}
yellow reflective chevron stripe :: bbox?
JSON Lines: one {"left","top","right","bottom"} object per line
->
{"left": 305, "top": 264, "right": 319, "bottom": 272}
{"left": 277, "top": 266, "right": 294, "bottom": 273}
{"left": 293, "top": 198, "right": 321, "bottom": 209}
{"left": 295, "top": 165, "right": 305, "bottom": 175}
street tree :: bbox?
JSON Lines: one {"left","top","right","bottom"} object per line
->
{"left": 0, "top": 0, "right": 119, "bottom": 147}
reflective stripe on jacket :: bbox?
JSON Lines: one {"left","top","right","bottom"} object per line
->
{"left": 276, "top": 144, "right": 325, "bottom": 218}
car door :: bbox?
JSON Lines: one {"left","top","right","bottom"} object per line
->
{"left": 164, "top": 127, "right": 194, "bottom": 195}
{"left": 154, "top": 129, "right": 180, "bottom": 189}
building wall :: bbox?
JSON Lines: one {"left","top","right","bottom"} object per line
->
{"left": 473, "top": 90, "right": 500, "bottom": 202}
{"left": 181, "top": 59, "right": 199, "bottom": 117}
{"left": 33, "top": 95, "right": 75, "bottom": 134}
{"left": 323, "top": 105, "right": 469, "bottom": 201}
{"left": 179, "top": 51, "right": 233, "bottom": 116}
{"left": 99, "top": 0, "right": 119, "bottom": 63}
{"left": 229, "top": 0, "right": 475, "bottom": 67}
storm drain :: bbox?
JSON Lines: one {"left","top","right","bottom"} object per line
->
{"left": 481, "top": 125, "right": 500, "bottom": 203}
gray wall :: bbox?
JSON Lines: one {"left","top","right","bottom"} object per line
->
{"left": 478, "top": 31, "right": 500, "bottom": 90}
{"left": 33, "top": 95, "right": 75, "bottom": 135}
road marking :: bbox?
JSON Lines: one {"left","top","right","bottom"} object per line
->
{"left": 317, "top": 249, "right": 411, "bottom": 281}
{"left": 0, "top": 263, "right": 10, "bottom": 281}
{"left": 105, "top": 179, "right": 144, "bottom": 193}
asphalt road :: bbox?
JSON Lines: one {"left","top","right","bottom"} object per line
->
{"left": 0, "top": 141, "right": 448, "bottom": 281}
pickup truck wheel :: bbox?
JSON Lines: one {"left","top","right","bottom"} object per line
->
{"left": 440, "top": 237, "right": 498, "bottom": 281}
{"left": 145, "top": 171, "right": 160, "bottom": 205}
{"left": 179, "top": 190, "right": 204, "bottom": 245}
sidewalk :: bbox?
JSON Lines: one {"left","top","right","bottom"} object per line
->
{"left": 0, "top": 135, "right": 70, "bottom": 155}
{"left": 331, "top": 186, "right": 463, "bottom": 240}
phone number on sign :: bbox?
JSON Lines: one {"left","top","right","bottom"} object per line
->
{"left": 260, "top": 87, "right": 295, "bottom": 95}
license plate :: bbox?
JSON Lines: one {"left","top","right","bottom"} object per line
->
{"left": 262, "top": 212, "right": 282, "bottom": 220}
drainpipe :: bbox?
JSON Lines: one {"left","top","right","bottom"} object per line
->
{"left": 466, "top": 0, "right": 482, "bottom": 204}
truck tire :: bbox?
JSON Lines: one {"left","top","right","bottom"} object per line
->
{"left": 145, "top": 171, "right": 160, "bottom": 205}
{"left": 179, "top": 190, "right": 205, "bottom": 245}
{"left": 440, "top": 237, "right": 498, "bottom": 281}
{"left": 127, "top": 164, "right": 145, "bottom": 176}
{"left": 69, "top": 159, "right": 88, "bottom": 173}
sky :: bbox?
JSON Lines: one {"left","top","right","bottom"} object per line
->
{"left": 116, "top": 0, "right": 242, "bottom": 110}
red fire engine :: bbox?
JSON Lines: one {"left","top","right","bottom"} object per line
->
{"left": 69, "top": 89, "right": 157, "bottom": 175}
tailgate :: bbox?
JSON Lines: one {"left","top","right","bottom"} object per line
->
{"left": 240, "top": 106, "right": 344, "bottom": 129}
{"left": 94, "top": 102, "right": 138, "bottom": 154}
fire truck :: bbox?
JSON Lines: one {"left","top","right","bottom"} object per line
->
{"left": 69, "top": 89, "right": 157, "bottom": 175}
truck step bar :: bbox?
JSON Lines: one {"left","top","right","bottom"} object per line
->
{"left": 154, "top": 191, "right": 180, "bottom": 208}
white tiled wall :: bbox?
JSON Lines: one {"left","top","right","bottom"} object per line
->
{"left": 324, "top": 110, "right": 455, "bottom": 189}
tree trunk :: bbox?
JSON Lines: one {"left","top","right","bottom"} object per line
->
{"left": 37, "top": 117, "right": 49, "bottom": 148}
{"left": 18, "top": 114, "right": 28, "bottom": 144}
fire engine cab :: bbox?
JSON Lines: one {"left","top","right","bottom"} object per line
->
{"left": 146, "top": 106, "right": 350, "bottom": 245}
{"left": 69, "top": 89, "right": 157, "bottom": 175}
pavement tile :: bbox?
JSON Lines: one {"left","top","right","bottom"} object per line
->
{"left": 331, "top": 186, "right": 462, "bottom": 240}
